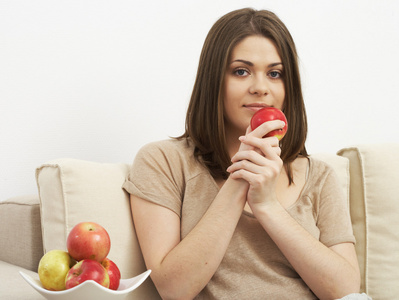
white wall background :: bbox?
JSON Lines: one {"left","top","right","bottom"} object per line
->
{"left": 1, "top": 0, "right": 398, "bottom": 200}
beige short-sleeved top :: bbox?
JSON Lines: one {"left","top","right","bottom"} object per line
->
{"left": 123, "top": 138, "right": 355, "bottom": 299}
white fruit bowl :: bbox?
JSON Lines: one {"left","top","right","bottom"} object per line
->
{"left": 19, "top": 269, "right": 151, "bottom": 300}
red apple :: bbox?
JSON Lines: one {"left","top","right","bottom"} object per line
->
{"left": 67, "top": 222, "right": 111, "bottom": 263}
{"left": 65, "top": 259, "right": 110, "bottom": 289}
{"left": 101, "top": 258, "right": 121, "bottom": 290}
{"left": 250, "top": 107, "right": 288, "bottom": 140}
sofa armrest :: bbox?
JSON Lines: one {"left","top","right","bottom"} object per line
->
{"left": 0, "top": 195, "right": 43, "bottom": 271}
{"left": 338, "top": 143, "right": 399, "bottom": 300}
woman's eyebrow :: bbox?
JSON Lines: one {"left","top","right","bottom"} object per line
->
{"left": 231, "top": 59, "right": 254, "bottom": 66}
{"left": 269, "top": 62, "right": 283, "bottom": 68}
{"left": 230, "top": 59, "right": 283, "bottom": 68}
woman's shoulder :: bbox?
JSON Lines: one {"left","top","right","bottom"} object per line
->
{"left": 138, "top": 138, "right": 194, "bottom": 157}
{"left": 307, "top": 155, "right": 341, "bottom": 186}
{"left": 131, "top": 138, "right": 209, "bottom": 191}
{"left": 135, "top": 138, "right": 200, "bottom": 172}
{"left": 308, "top": 155, "right": 338, "bottom": 172}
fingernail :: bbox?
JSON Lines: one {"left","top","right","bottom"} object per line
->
{"left": 239, "top": 136, "right": 246, "bottom": 142}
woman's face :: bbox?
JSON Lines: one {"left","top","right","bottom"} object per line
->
{"left": 223, "top": 35, "right": 285, "bottom": 137}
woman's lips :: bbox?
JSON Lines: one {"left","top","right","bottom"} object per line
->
{"left": 244, "top": 104, "right": 271, "bottom": 112}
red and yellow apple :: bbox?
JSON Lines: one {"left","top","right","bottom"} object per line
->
{"left": 38, "top": 250, "right": 75, "bottom": 291}
{"left": 101, "top": 258, "right": 121, "bottom": 290}
{"left": 67, "top": 222, "right": 111, "bottom": 263}
{"left": 65, "top": 259, "right": 110, "bottom": 289}
{"left": 250, "top": 107, "right": 288, "bottom": 140}
{"left": 37, "top": 221, "right": 121, "bottom": 292}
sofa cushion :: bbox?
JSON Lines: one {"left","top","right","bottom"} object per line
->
{"left": 0, "top": 195, "right": 43, "bottom": 271}
{"left": 0, "top": 261, "right": 43, "bottom": 299}
{"left": 338, "top": 144, "right": 399, "bottom": 300}
{"left": 36, "top": 158, "right": 160, "bottom": 299}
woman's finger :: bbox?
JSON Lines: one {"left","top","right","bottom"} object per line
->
{"left": 231, "top": 149, "right": 267, "bottom": 164}
{"left": 228, "top": 160, "right": 264, "bottom": 176}
{"left": 228, "top": 161, "right": 281, "bottom": 186}
{"left": 238, "top": 126, "right": 255, "bottom": 152}
{"left": 249, "top": 120, "right": 286, "bottom": 139}
{"left": 238, "top": 135, "right": 281, "bottom": 159}
{"left": 229, "top": 149, "right": 282, "bottom": 177}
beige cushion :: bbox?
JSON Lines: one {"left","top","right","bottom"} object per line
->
{"left": 338, "top": 144, "right": 399, "bottom": 299}
{"left": 36, "top": 159, "right": 160, "bottom": 299}
{"left": 0, "top": 195, "right": 43, "bottom": 271}
{"left": 0, "top": 261, "right": 44, "bottom": 299}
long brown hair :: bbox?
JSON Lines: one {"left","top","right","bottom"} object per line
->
{"left": 178, "top": 8, "right": 308, "bottom": 184}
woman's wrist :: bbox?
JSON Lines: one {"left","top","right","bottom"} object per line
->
{"left": 223, "top": 176, "right": 249, "bottom": 204}
{"left": 249, "top": 197, "right": 285, "bottom": 222}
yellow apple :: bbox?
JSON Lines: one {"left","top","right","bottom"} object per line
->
{"left": 38, "top": 249, "right": 75, "bottom": 291}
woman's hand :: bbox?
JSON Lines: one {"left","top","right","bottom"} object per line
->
{"left": 227, "top": 120, "right": 285, "bottom": 208}
{"left": 228, "top": 121, "right": 361, "bottom": 299}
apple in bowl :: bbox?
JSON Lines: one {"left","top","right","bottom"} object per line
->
{"left": 102, "top": 258, "right": 121, "bottom": 290}
{"left": 65, "top": 259, "right": 110, "bottom": 289}
{"left": 67, "top": 221, "right": 111, "bottom": 263}
{"left": 36, "top": 221, "right": 124, "bottom": 292}
{"left": 38, "top": 249, "right": 75, "bottom": 291}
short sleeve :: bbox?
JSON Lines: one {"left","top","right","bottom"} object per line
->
{"left": 316, "top": 168, "right": 356, "bottom": 247}
{"left": 122, "top": 141, "right": 184, "bottom": 217}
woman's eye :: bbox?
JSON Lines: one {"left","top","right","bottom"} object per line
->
{"left": 269, "top": 71, "right": 282, "bottom": 78}
{"left": 234, "top": 69, "right": 249, "bottom": 76}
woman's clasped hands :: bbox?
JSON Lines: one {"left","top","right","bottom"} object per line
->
{"left": 227, "top": 119, "right": 286, "bottom": 209}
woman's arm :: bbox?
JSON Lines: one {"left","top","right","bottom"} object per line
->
{"left": 131, "top": 177, "right": 247, "bottom": 300}
{"left": 252, "top": 201, "right": 360, "bottom": 300}
{"left": 228, "top": 127, "right": 360, "bottom": 300}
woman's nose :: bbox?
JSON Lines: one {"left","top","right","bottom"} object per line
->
{"left": 249, "top": 76, "right": 269, "bottom": 96}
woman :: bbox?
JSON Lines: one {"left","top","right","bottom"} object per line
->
{"left": 123, "top": 8, "right": 368, "bottom": 300}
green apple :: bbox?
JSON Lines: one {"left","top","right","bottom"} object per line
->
{"left": 38, "top": 249, "right": 75, "bottom": 291}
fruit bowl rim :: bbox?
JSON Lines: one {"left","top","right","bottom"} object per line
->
{"left": 19, "top": 269, "right": 151, "bottom": 297}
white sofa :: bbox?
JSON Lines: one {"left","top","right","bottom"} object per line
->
{"left": 1, "top": 143, "right": 399, "bottom": 299}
